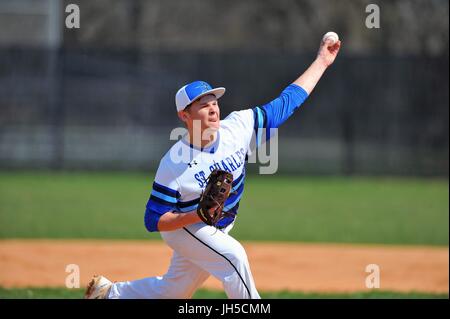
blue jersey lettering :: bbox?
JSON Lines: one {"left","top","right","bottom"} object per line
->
{"left": 231, "top": 154, "right": 241, "bottom": 168}
{"left": 226, "top": 157, "right": 236, "bottom": 171}
{"left": 195, "top": 171, "right": 207, "bottom": 188}
{"left": 221, "top": 160, "right": 231, "bottom": 172}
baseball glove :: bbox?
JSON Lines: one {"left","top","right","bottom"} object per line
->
{"left": 197, "top": 169, "right": 234, "bottom": 227}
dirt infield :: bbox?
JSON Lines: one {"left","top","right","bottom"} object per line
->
{"left": 0, "top": 240, "right": 448, "bottom": 293}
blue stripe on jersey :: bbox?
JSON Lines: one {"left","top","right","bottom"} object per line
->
{"left": 253, "top": 107, "right": 263, "bottom": 129}
{"left": 232, "top": 174, "right": 244, "bottom": 192}
{"left": 149, "top": 194, "right": 176, "bottom": 207}
{"left": 177, "top": 198, "right": 200, "bottom": 212}
{"left": 178, "top": 203, "right": 199, "bottom": 213}
{"left": 224, "top": 197, "right": 241, "bottom": 212}
{"left": 232, "top": 171, "right": 245, "bottom": 188}
{"left": 216, "top": 216, "right": 235, "bottom": 228}
{"left": 223, "top": 182, "right": 244, "bottom": 212}
{"left": 146, "top": 197, "right": 174, "bottom": 214}
{"left": 152, "top": 182, "right": 180, "bottom": 198}
{"left": 253, "top": 107, "right": 264, "bottom": 147}
{"left": 178, "top": 197, "right": 200, "bottom": 208}
{"left": 257, "top": 108, "right": 264, "bottom": 129}
{"left": 216, "top": 202, "right": 240, "bottom": 228}
{"left": 151, "top": 190, "right": 178, "bottom": 204}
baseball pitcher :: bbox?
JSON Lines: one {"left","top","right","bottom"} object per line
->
{"left": 85, "top": 34, "right": 341, "bottom": 299}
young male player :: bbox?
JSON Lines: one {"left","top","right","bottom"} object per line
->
{"left": 85, "top": 34, "right": 341, "bottom": 299}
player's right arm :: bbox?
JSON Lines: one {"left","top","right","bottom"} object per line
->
{"left": 250, "top": 37, "right": 342, "bottom": 136}
{"left": 226, "top": 38, "right": 341, "bottom": 153}
{"left": 293, "top": 37, "right": 341, "bottom": 94}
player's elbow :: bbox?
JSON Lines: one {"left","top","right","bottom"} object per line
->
{"left": 144, "top": 207, "right": 161, "bottom": 232}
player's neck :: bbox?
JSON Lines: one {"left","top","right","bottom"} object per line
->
{"left": 186, "top": 129, "right": 218, "bottom": 149}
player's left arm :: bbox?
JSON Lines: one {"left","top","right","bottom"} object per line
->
{"left": 253, "top": 37, "right": 341, "bottom": 131}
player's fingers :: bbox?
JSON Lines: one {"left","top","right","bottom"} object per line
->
{"left": 323, "top": 39, "right": 335, "bottom": 49}
{"left": 329, "top": 41, "right": 341, "bottom": 53}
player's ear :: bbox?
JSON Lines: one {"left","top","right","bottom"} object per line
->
{"left": 177, "top": 110, "right": 189, "bottom": 123}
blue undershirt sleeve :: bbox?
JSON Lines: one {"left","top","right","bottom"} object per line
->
{"left": 259, "top": 84, "right": 309, "bottom": 129}
{"left": 251, "top": 84, "right": 308, "bottom": 145}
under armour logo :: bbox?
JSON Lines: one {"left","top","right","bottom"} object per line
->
{"left": 188, "top": 160, "right": 198, "bottom": 168}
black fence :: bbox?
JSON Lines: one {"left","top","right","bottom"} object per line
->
{"left": 0, "top": 47, "right": 448, "bottom": 176}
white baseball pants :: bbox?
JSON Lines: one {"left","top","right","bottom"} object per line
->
{"left": 107, "top": 222, "right": 260, "bottom": 299}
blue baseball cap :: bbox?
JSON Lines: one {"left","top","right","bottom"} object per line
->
{"left": 175, "top": 80, "right": 225, "bottom": 112}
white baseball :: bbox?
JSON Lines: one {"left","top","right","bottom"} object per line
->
{"left": 323, "top": 31, "right": 339, "bottom": 45}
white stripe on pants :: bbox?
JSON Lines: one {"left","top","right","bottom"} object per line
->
{"left": 108, "top": 222, "right": 260, "bottom": 299}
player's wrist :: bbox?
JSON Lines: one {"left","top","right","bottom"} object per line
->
{"left": 314, "top": 56, "right": 330, "bottom": 70}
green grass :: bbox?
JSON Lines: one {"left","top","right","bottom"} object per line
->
{"left": 0, "top": 171, "right": 448, "bottom": 245}
{"left": 0, "top": 287, "right": 447, "bottom": 299}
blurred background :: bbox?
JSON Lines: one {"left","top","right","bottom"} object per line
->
{"left": 0, "top": 0, "right": 448, "bottom": 176}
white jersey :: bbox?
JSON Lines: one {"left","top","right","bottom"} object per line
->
{"left": 145, "top": 83, "right": 309, "bottom": 232}
{"left": 145, "top": 109, "right": 257, "bottom": 231}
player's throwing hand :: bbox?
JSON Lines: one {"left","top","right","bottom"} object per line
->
{"left": 317, "top": 31, "right": 342, "bottom": 67}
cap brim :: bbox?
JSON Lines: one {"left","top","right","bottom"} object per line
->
{"left": 191, "top": 87, "right": 226, "bottom": 104}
